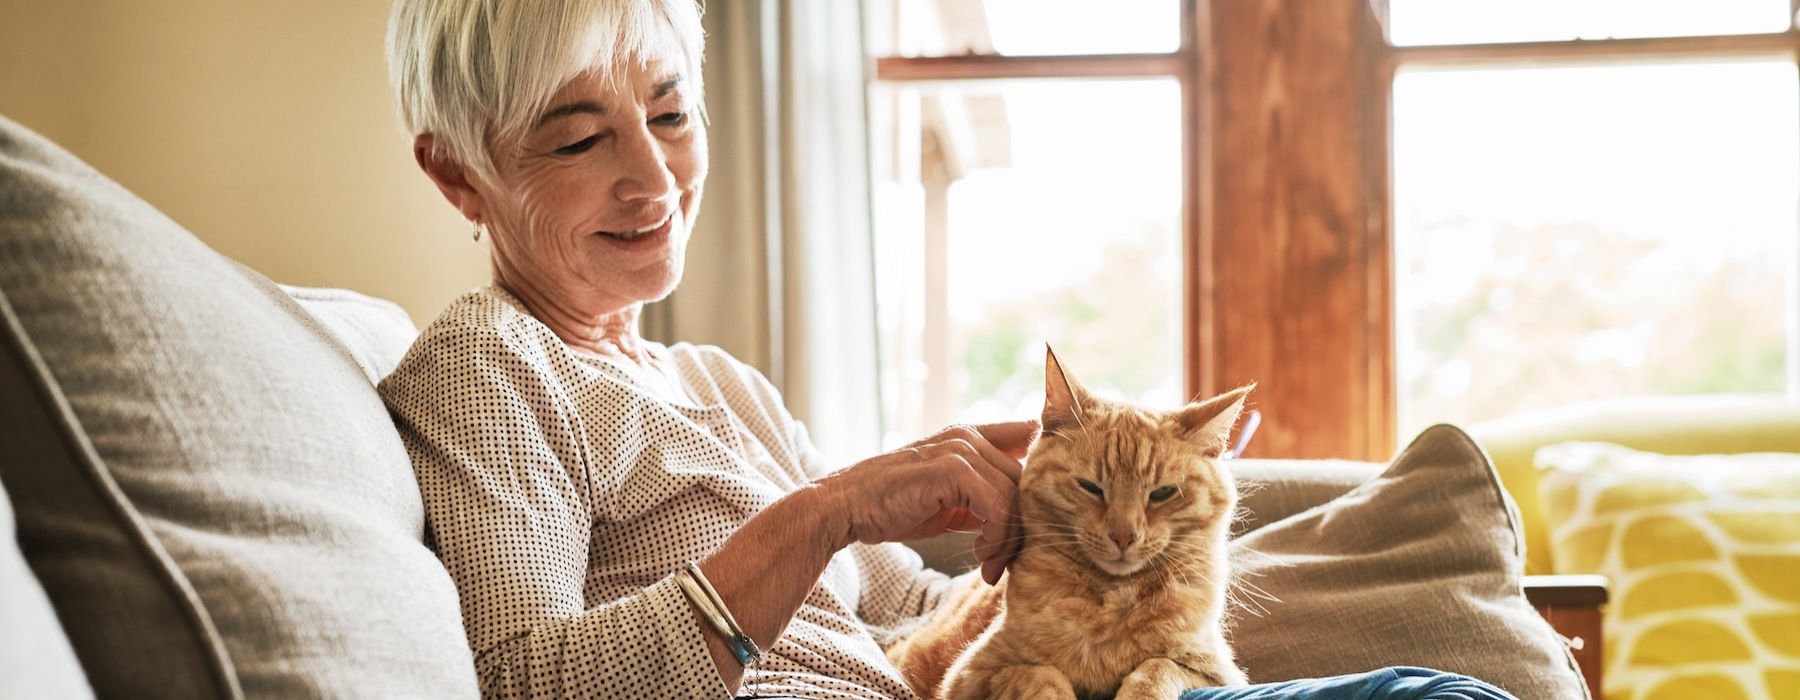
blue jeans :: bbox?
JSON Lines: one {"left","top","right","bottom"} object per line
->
{"left": 1177, "top": 667, "right": 1519, "bottom": 700}
{"left": 740, "top": 666, "right": 1519, "bottom": 700}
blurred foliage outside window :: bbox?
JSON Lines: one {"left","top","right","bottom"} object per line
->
{"left": 869, "top": 80, "right": 1182, "bottom": 447}
{"left": 1394, "top": 61, "right": 1798, "bottom": 438}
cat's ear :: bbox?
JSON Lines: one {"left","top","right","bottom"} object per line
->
{"left": 1174, "top": 384, "right": 1254, "bottom": 457}
{"left": 1041, "top": 345, "right": 1086, "bottom": 437}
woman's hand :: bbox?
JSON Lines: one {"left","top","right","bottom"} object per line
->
{"left": 813, "top": 421, "right": 1037, "bottom": 585}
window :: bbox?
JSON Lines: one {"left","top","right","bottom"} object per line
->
{"left": 866, "top": 0, "right": 1800, "bottom": 459}
{"left": 866, "top": 0, "right": 1189, "bottom": 448}
{"left": 871, "top": 0, "right": 1181, "bottom": 57}
{"left": 1386, "top": 0, "right": 1790, "bottom": 46}
{"left": 1388, "top": 2, "right": 1800, "bottom": 439}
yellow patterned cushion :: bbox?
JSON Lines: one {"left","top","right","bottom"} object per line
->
{"left": 1537, "top": 442, "right": 1800, "bottom": 700}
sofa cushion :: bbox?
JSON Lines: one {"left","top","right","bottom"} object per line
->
{"left": 282, "top": 284, "right": 419, "bottom": 383}
{"left": 1228, "top": 424, "right": 1590, "bottom": 699}
{"left": 1537, "top": 441, "right": 1800, "bottom": 700}
{"left": 0, "top": 464, "right": 95, "bottom": 699}
{"left": 1229, "top": 458, "right": 1380, "bottom": 535}
{"left": 1471, "top": 394, "right": 1800, "bottom": 575}
{"left": 0, "top": 115, "right": 477, "bottom": 697}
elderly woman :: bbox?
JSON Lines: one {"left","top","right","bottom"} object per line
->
{"left": 377, "top": 1, "right": 1525, "bottom": 699}
{"left": 377, "top": 0, "right": 1027, "bottom": 697}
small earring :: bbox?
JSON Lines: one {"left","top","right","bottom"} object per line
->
{"left": 471, "top": 219, "right": 484, "bottom": 242}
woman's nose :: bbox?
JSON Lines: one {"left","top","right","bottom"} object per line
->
{"left": 612, "top": 126, "right": 677, "bottom": 203}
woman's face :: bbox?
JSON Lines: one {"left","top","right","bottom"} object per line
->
{"left": 476, "top": 54, "right": 707, "bottom": 318}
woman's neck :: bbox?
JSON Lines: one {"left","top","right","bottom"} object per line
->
{"left": 494, "top": 279, "right": 651, "bottom": 365}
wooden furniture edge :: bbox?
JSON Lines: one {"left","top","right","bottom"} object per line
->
{"left": 1524, "top": 574, "right": 1608, "bottom": 699}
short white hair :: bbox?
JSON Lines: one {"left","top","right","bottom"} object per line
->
{"left": 387, "top": 0, "right": 705, "bottom": 178}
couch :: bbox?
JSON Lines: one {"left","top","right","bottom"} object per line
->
{"left": 0, "top": 113, "right": 1593, "bottom": 699}
{"left": 1471, "top": 394, "right": 1800, "bottom": 578}
{"left": 1469, "top": 398, "right": 1800, "bottom": 700}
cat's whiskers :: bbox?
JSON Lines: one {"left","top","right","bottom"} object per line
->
{"left": 1012, "top": 532, "right": 1082, "bottom": 547}
{"left": 1145, "top": 549, "right": 1195, "bottom": 588}
{"left": 1014, "top": 520, "right": 1084, "bottom": 533}
{"left": 1227, "top": 546, "right": 1291, "bottom": 574}
{"left": 1225, "top": 580, "right": 1280, "bottom": 619}
{"left": 1006, "top": 527, "right": 1085, "bottom": 551}
{"left": 1150, "top": 550, "right": 1219, "bottom": 588}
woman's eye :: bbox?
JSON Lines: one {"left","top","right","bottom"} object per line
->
{"left": 556, "top": 135, "right": 599, "bottom": 155}
{"left": 1076, "top": 479, "right": 1104, "bottom": 497}
{"left": 1149, "top": 485, "right": 1179, "bottom": 503}
{"left": 652, "top": 111, "right": 689, "bottom": 127}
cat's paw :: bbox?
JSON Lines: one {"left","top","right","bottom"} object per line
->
{"left": 1213, "top": 665, "right": 1249, "bottom": 686}
{"left": 1114, "top": 659, "right": 1185, "bottom": 700}
{"left": 982, "top": 665, "right": 1077, "bottom": 700}
{"left": 1117, "top": 657, "right": 1247, "bottom": 698}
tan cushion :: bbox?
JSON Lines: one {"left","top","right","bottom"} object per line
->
{"left": 0, "top": 462, "right": 95, "bottom": 699}
{"left": 1230, "top": 458, "right": 1380, "bottom": 535}
{"left": 1229, "top": 424, "right": 1590, "bottom": 699}
{"left": 282, "top": 284, "right": 419, "bottom": 383}
{"left": 0, "top": 115, "right": 476, "bottom": 698}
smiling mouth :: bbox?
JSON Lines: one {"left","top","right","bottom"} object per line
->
{"left": 600, "top": 211, "right": 672, "bottom": 240}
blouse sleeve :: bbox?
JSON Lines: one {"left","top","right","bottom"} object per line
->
{"left": 381, "top": 321, "right": 729, "bottom": 700}
{"left": 849, "top": 542, "right": 954, "bottom": 646}
{"left": 783, "top": 418, "right": 954, "bottom": 640}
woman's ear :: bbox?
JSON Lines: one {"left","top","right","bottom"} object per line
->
{"left": 413, "top": 134, "right": 487, "bottom": 222}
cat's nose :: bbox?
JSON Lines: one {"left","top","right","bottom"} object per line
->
{"left": 1110, "top": 530, "right": 1139, "bottom": 552}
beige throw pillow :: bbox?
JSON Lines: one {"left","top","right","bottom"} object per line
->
{"left": 1229, "top": 424, "right": 1590, "bottom": 699}
{"left": 0, "top": 114, "right": 477, "bottom": 698}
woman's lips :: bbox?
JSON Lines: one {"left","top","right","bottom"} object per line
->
{"left": 596, "top": 211, "right": 674, "bottom": 246}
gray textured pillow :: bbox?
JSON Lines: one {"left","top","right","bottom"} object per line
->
{"left": 1230, "top": 458, "right": 1380, "bottom": 536}
{"left": 1229, "top": 424, "right": 1589, "bottom": 699}
{"left": 282, "top": 284, "right": 420, "bottom": 383}
{"left": 0, "top": 115, "right": 477, "bottom": 697}
{"left": 0, "top": 469, "right": 95, "bottom": 699}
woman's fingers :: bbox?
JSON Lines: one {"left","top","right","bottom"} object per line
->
{"left": 925, "top": 426, "right": 1028, "bottom": 581}
{"left": 913, "top": 431, "right": 1021, "bottom": 507}
{"left": 979, "top": 551, "right": 1009, "bottom": 585}
{"left": 973, "top": 420, "right": 1038, "bottom": 461}
{"left": 911, "top": 422, "right": 1035, "bottom": 481}
{"left": 932, "top": 453, "right": 1017, "bottom": 585}
{"left": 939, "top": 508, "right": 984, "bottom": 534}
{"left": 822, "top": 421, "right": 1034, "bottom": 583}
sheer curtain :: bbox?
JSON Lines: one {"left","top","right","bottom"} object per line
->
{"left": 645, "top": 0, "right": 883, "bottom": 466}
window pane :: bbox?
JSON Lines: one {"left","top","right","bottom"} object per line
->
{"left": 867, "top": 0, "right": 1180, "bottom": 58}
{"left": 1393, "top": 60, "right": 1800, "bottom": 439}
{"left": 1388, "top": 0, "right": 1790, "bottom": 46}
{"left": 869, "top": 80, "right": 1183, "bottom": 447}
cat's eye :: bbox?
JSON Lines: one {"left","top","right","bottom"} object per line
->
{"left": 1076, "top": 479, "right": 1104, "bottom": 498}
{"left": 1149, "top": 485, "right": 1179, "bottom": 503}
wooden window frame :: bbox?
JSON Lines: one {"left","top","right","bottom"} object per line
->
{"left": 874, "top": 0, "right": 1800, "bottom": 461}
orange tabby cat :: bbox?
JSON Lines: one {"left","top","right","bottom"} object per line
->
{"left": 888, "top": 348, "right": 1251, "bottom": 700}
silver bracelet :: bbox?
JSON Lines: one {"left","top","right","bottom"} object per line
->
{"left": 676, "top": 561, "right": 764, "bottom": 674}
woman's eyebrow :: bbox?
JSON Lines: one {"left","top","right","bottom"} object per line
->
{"left": 536, "top": 101, "right": 605, "bottom": 128}
{"left": 534, "top": 76, "right": 684, "bottom": 129}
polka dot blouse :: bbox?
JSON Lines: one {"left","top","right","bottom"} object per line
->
{"left": 379, "top": 287, "right": 951, "bottom": 699}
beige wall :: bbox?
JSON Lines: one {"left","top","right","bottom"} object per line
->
{"left": 0, "top": 0, "right": 489, "bottom": 327}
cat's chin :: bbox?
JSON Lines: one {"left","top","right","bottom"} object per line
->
{"left": 1091, "top": 556, "right": 1149, "bottom": 578}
